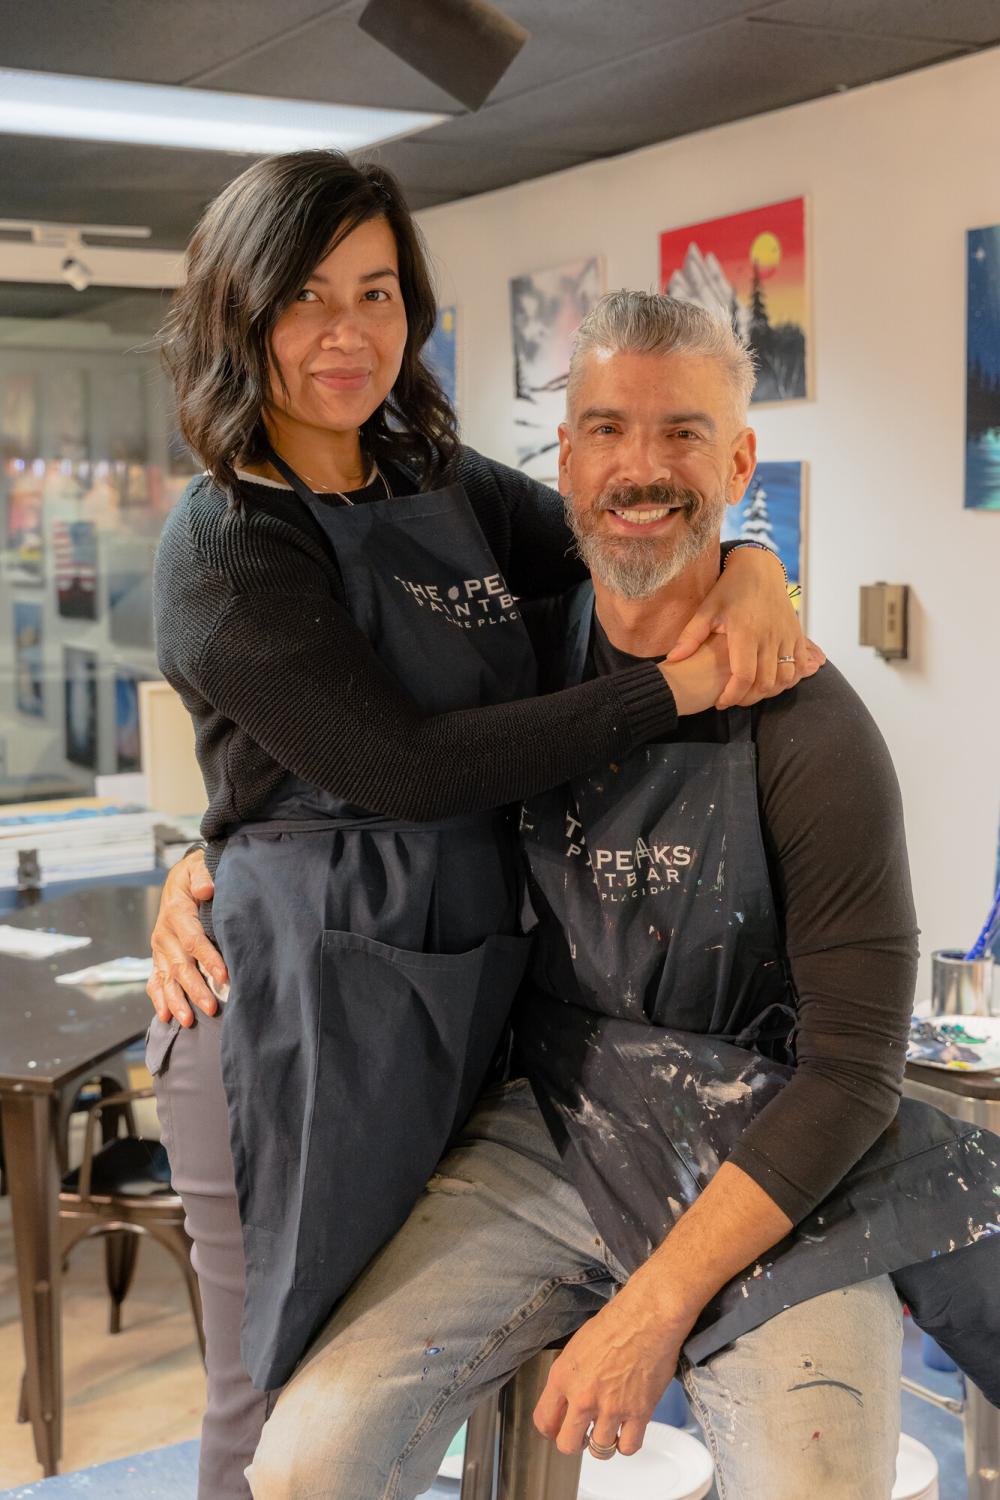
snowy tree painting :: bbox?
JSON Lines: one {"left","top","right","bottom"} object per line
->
{"left": 722, "top": 462, "right": 806, "bottom": 614}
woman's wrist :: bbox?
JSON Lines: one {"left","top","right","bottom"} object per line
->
{"left": 721, "top": 540, "right": 787, "bottom": 583}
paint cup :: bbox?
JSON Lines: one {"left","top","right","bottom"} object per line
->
{"left": 930, "top": 949, "right": 997, "bottom": 1017}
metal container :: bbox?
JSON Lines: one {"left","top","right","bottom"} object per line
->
{"left": 930, "top": 949, "right": 997, "bottom": 1017}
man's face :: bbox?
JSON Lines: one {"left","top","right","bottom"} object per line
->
{"left": 559, "top": 349, "right": 756, "bottom": 600}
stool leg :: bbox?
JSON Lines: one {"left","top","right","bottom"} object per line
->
{"left": 964, "top": 1375, "right": 1000, "bottom": 1500}
{"left": 460, "top": 1392, "right": 499, "bottom": 1500}
{"left": 497, "top": 1350, "right": 582, "bottom": 1500}
{"left": 104, "top": 1231, "right": 140, "bottom": 1334}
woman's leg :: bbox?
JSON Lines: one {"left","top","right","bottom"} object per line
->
{"left": 682, "top": 1275, "right": 903, "bottom": 1500}
{"left": 149, "top": 1012, "right": 272, "bottom": 1500}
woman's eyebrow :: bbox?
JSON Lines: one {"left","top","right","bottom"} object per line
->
{"left": 306, "top": 266, "right": 400, "bottom": 285}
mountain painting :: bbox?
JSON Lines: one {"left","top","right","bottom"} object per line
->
{"left": 721, "top": 461, "right": 806, "bottom": 617}
{"left": 966, "top": 225, "right": 1000, "bottom": 511}
{"left": 660, "top": 198, "right": 809, "bottom": 404}
{"left": 510, "top": 256, "right": 604, "bottom": 479}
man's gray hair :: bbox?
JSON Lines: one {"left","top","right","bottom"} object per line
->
{"left": 568, "top": 290, "right": 757, "bottom": 419}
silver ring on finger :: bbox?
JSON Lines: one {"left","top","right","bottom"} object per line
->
{"left": 588, "top": 1435, "right": 619, "bottom": 1459}
{"left": 777, "top": 655, "right": 796, "bottom": 665}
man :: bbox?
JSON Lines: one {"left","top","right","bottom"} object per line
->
{"left": 192, "top": 294, "right": 1000, "bottom": 1497}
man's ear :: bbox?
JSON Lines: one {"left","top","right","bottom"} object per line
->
{"left": 557, "top": 421, "right": 573, "bottom": 497}
{"left": 728, "top": 426, "right": 757, "bottom": 507}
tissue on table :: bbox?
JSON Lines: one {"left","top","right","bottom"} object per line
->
{"left": 56, "top": 956, "right": 154, "bottom": 987}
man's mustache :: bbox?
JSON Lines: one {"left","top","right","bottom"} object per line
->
{"left": 594, "top": 484, "right": 700, "bottom": 516}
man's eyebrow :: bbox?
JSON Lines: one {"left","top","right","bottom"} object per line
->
{"left": 577, "top": 406, "right": 716, "bottom": 434}
{"left": 306, "top": 267, "right": 399, "bottom": 285}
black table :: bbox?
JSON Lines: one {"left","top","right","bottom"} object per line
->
{"left": 0, "top": 883, "right": 163, "bottom": 1477}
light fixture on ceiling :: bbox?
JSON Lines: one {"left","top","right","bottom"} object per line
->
{"left": 59, "top": 255, "right": 91, "bottom": 292}
{"left": 0, "top": 219, "right": 153, "bottom": 292}
{"left": 0, "top": 68, "right": 449, "bottom": 154}
{"left": 358, "top": 0, "right": 529, "bottom": 111}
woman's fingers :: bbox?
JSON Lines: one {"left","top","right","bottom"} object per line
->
{"left": 716, "top": 637, "right": 757, "bottom": 710}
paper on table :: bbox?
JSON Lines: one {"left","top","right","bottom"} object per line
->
{"left": 56, "top": 956, "right": 154, "bottom": 987}
{"left": 0, "top": 926, "right": 92, "bottom": 960}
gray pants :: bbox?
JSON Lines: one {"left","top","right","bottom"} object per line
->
{"left": 149, "top": 1009, "right": 270, "bottom": 1499}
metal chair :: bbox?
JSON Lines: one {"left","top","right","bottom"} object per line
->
{"left": 460, "top": 1345, "right": 583, "bottom": 1500}
{"left": 16, "top": 1086, "right": 204, "bottom": 1426}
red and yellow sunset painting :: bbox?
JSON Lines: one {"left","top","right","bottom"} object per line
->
{"left": 660, "top": 197, "right": 809, "bottom": 403}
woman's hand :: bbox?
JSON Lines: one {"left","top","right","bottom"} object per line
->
{"left": 147, "top": 850, "right": 229, "bottom": 1027}
{"left": 667, "top": 547, "right": 826, "bottom": 709}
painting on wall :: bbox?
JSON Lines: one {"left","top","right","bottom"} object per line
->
{"left": 114, "top": 670, "right": 144, "bottom": 771}
{"left": 3, "top": 464, "right": 45, "bottom": 584}
{"left": 90, "top": 369, "right": 148, "bottom": 464}
{"left": 424, "top": 306, "right": 458, "bottom": 408}
{"left": 48, "top": 369, "right": 89, "bottom": 461}
{"left": 510, "top": 256, "right": 604, "bottom": 480}
{"left": 14, "top": 601, "right": 44, "bottom": 718}
{"left": 966, "top": 225, "right": 1000, "bottom": 511}
{"left": 721, "top": 461, "right": 806, "bottom": 616}
{"left": 64, "top": 646, "right": 98, "bottom": 769}
{"left": 660, "top": 198, "right": 809, "bottom": 404}
{"left": 53, "top": 519, "right": 99, "bottom": 620}
{"left": 1, "top": 374, "right": 39, "bottom": 460}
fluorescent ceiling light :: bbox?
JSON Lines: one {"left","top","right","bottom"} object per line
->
{"left": 0, "top": 68, "right": 449, "bottom": 154}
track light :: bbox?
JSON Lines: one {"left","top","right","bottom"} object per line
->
{"left": 60, "top": 255, "right": 92, "bottom": 292}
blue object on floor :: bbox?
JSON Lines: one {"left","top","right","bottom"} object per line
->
{"left": 652, "top": 1377, "right": 690, "bottom": 1427}
{"left": 0, "top": 1441, "right": 200, "bottom": 1498}
{"left": 921, "top": 1331, "right": 959, "bottom": 1373}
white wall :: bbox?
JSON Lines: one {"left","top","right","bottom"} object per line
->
{"left": 416, "top": 48, "right": 1000, "bottom": 999}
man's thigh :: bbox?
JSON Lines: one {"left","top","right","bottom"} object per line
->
{"left": 682, "top": 1275, "right": 903, "bottom": 1500}
{"left": 248, "top": 1080, "right": 618, "bottom": 1500}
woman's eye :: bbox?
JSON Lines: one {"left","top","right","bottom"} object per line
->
{"left": 295, "top": 288, "right": 319, "bottom": 303}
{"left": 363, "top": 289, "right": 390, "bottom": 302}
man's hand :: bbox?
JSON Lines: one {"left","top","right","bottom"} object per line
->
{"left": 533, "top": 1278, "right": 691, "bottom": 1459}
{"left": 147, "top": 849, "right": 228, "bottom": 1027}
{"left": 667, "top": 547, "right": 826, "bottom": 709}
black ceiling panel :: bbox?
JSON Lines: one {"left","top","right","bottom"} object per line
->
{"left": 0, "top": 0, "right": 348, "bottom": 86}
{"left": 757, "top": 0, "right": 1000, "bottom": 47}
{"left": 408, "top": 19, "right": 965, "bottom": 160}
{"left": 0, "top": 282, "right": 168, "bottom": 329}
{"left": 0, "top": 2, "right": 994, "bottom": 254}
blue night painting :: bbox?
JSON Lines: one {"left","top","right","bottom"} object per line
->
{"left": 966, "top": 226, "right": 1000, "bottom": 511}
{"left": 721, "top": 460, "right": 804, "bottom": 608}
{"left": 424, "top": 306, "right": 458, "bottom": 409}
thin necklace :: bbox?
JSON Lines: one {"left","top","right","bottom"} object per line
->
{"left": 275, "top": 451, "right": 391, "bottom": 506}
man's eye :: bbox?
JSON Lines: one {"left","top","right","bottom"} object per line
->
{"left": 593, "top": 425, "right": 617, "bottom": 436}
{"left": 673, "top": 429, "right": 699, "bottom": 441}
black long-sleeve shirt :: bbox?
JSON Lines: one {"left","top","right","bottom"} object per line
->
{"left": 153, "top": 447, "right": 680, "bottom": 867}
{"left": 580, "top": 613, "right": 919, "bottom": 1221}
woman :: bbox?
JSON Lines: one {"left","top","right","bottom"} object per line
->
{"left": 147, "top": 149, "right": 810, "bottom": 1498}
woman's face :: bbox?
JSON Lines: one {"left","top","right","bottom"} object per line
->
{"left": 267, "top": 216, "right": 408, "bottom": 435}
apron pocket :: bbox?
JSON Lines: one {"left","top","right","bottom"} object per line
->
{"left": 144, "top": 1015, "right": 181, "bottom": 1076}
{"left": 293, "top": 928, "right": 531, "bottom": 1291}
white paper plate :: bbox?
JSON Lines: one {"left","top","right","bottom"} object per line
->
{"left": 891, "top": 1433, "right": 939, "bottom": 1500}
{"left": 579, "top": 1424, "right": 714, "bottom": 1500}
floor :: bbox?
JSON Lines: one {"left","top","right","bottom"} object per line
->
{"left": 0, "top": 1080, "right": 974, "bottom": 1498}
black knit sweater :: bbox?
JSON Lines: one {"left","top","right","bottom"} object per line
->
{"left": 153, "top": 447, "right": 681, "bottom": 865}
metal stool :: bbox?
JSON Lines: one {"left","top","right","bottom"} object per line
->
{"left": 461, "top": 1344, "right": 583, "bottom": 1500}
{"left": 16, "top": 1086, "right": 205, "bottom": 1426}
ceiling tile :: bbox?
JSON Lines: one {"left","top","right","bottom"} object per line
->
{"left": 755, "top": 0, "right": 1000, "bottom": 46}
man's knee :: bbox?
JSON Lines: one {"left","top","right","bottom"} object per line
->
{"left": 247, "top": 1377, "right": 415, "bottom": 1500}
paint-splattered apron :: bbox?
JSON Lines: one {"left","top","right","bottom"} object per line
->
{"left": 210, "top": 464, "right": 535, "bottom": 1389}
{"left": 516, "top": 583, "right": 1000, "bottom": 1401}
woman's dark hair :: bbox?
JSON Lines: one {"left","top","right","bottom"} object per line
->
{"left": 161, "top": 150, "right": 459, "bottom": 501}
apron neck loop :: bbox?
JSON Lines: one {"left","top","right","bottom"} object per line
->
{"left": 264, "top": 444, "right": 323, "bottom": 511}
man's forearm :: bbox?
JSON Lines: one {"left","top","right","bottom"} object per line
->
{"left": 627, "top": 1162, "right": 794, "bottom": 1329}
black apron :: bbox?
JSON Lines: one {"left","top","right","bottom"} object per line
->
{"left": 211, "top": 461, "right": 536, "bottom": 1389}
{"left": 516, "top": 583, "right": 1000, "bottom": 1400}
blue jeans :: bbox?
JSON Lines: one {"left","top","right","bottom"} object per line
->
{"left": 248, "top": 1079, "right": 903, "bottom": 1499}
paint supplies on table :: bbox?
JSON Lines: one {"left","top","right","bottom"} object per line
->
{"left": 907, "top": 1015, "right": 1000, "bottom": 1072}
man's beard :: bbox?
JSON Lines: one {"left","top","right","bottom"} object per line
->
{"left": 564, "top": 483, "right": 727, "bottom": 601}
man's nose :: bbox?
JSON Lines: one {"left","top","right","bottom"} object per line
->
{"left": 617, "top": 437, "right": 670, "bottom": 489}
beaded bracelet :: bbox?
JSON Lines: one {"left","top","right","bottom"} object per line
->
{"left": 722, "top": 540, "right": 788, "bottom": 584}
